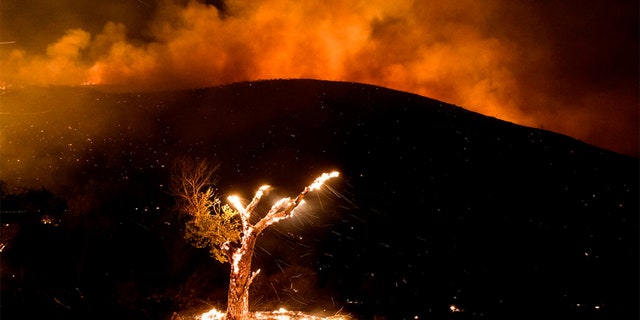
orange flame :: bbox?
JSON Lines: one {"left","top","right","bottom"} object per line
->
{"left": 309, "top": 171, "right": 340, "bottom": 191}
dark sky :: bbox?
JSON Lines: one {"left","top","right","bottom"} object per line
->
{"left": 1, "top": 0, "right": 638, "bottom": 156}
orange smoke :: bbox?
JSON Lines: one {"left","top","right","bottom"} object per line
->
{"left": 0, "top": 1, "right": 528, "bottom": 118}
{"left": 3, "top": 29, "right": 92, "bottom": 86}
{"left": 1, "top": 0, "right": 637, "bottom": 156}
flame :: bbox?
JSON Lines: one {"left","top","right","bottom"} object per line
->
{"left": 271, "top": 197, "right": 292, "bottom": 210}
{"left": 256, "top": 185, "right": 271, "bottom": 198}
{"left": 196, "top": 307, "right": 352, "bottom": 320}
{"left": 308, "top": 171, "right": 340, "bottom": 191}
{"left": 227, "top": 195, "right": 246, "bottom": 215}
{"left": 199, "top": 308, "right": 226, "bottom": 320}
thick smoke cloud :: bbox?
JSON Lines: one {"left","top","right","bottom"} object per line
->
{"left": 1, "top": 0, "right": 637, "bottom": 156}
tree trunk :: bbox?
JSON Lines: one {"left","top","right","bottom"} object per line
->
{"left": 223, "top": 172, "right": 339, "bottom": 319}
{"left": 225, "top": 231, "right": 259, "bottom": 320}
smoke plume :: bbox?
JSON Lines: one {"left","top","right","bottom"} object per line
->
{"left": 1, "top": 0, "right": 637, "bottom": 156}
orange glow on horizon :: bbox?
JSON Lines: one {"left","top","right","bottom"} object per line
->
{"left": 0, "top": 1, "right": 530, "bottom": 117}
{"left": 1, "top": 0, "right": 637, "bottom": 156}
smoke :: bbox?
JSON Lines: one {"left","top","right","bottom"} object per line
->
{"left": 1, "top": 0, "right": 637, "bottom": 156}
{"left": 3, "top": 29, "right": 92, "bottom": 86}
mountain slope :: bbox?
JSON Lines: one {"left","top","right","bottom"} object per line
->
{"left": 1, "top": 79, "right": 637, "bottom": 319}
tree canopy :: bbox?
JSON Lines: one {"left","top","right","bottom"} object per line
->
{"left": 170, "top": 158, "right": 240, "bottom": 263}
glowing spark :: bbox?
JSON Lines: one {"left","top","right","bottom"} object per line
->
{"left": 450, "top": 304, "right": 462, "bottom": 313}
{"left": 308, "top": 171, "right": 340, "bottom": 191}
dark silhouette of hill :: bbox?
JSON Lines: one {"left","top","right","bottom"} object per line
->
{"left": 0, "top": 79, "right": 637, "bottom": 319}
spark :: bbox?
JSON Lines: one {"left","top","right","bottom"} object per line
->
{"left": 271, "top": 282, "right": 281, "bottom": 301}
{"left": 53, "top": 297, "right": 71, "bottom": 310}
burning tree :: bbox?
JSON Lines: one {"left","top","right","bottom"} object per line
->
{"left": 171, "top": 159, "right": 339, "bottom": 320}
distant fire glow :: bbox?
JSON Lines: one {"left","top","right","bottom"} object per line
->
{"left": 1, "top": 1, "right": 636, "bottom": 156}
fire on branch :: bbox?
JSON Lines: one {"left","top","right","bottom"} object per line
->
{"left": 171, "top": 161, "right": 342, "bottom": 320}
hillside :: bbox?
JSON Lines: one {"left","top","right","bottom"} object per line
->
{"left": 1, "top": 79, "right": 637, "bottom": 319}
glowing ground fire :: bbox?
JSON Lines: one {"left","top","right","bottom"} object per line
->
{"left": 197, "top": 307, "right": 352, "bottom": 320}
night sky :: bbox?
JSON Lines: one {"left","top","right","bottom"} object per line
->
{"left": 1, "top": 0, "right": 638, "bottom": 157}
